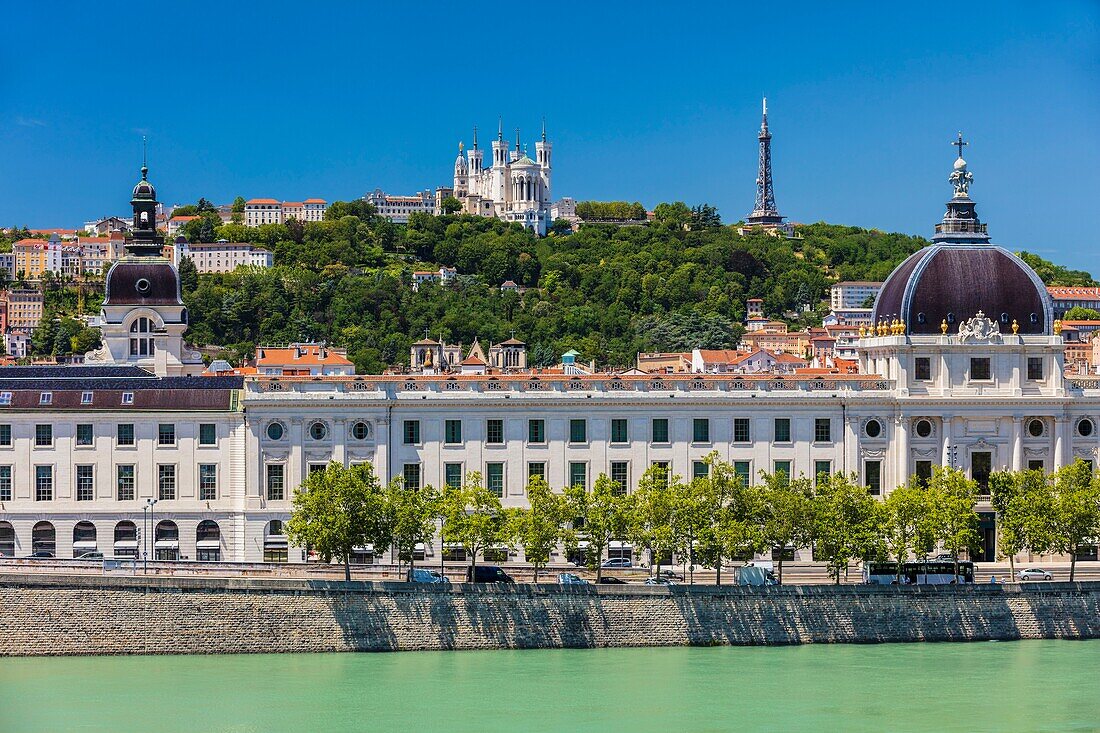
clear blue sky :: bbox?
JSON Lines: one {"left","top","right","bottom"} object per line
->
{"left": 3, "top": 1, "right": 1098, "bottom": 272}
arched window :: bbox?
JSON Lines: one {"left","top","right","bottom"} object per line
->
{"left": 129, "top": 317, "right": 156, "bottom": 357}
{"left": 114, "top": 521, "right": 138, "bottom": 558}
{"left": 196, "top": 520, "right": 221, "bottom": 562}
{"left": 72, "top": 521, "right": 97, "bottom": 558}
{"left": 0, "top": 521, "right": 15, "bottom": 557}
{"left": 31, "top": 521, "right": 55, "bottom": 557}
{"left": 264, "top": 520, "right": 288, "bottom": 563}
{"left": 155, "top": 520, "right": 179, "bottom": 561}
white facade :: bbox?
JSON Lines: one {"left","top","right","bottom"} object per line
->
{"left": 831, "top": 282, "right": 882, "bottom": 310}
{"left": 178, "top": 241, "right": 273, "bottom": 273}
{"left": 364, "top": 189, "right": 434, "bottom": 224}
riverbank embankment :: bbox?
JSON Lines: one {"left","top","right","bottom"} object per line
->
{"left": 2, "top": 574, "right": 1098, "bottom": 656}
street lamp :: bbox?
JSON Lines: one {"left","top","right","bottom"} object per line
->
{"left": 143, "top": 498, "right": 158, "bottom": 574}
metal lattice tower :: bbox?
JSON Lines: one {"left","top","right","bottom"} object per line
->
{"left": 747, "top": 97, "right": 785, "bottom": 226}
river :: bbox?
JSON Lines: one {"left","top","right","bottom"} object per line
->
{"left": 2, "top": 641, "right": 1097, "bottom": 732}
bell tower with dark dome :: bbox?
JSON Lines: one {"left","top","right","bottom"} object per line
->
{"left": 85, "top": 151, "right": 204, "bottom": 376}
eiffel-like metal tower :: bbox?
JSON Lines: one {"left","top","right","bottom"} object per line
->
{"left": 747, "top": 97, "right": 785, "bottom": 226}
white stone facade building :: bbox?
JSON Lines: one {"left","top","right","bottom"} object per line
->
{"left": 831, "top": 281, "right": 883, "bottom": 310}
{"left": 178, "top": 241, "right": 273, "bottom": 273}
{"left": 363, "top": 189, "right": 435, "bottom": 224}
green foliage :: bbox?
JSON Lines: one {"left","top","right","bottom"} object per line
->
{"left": 285, "top": 462, "right": 390, "bottom": 581}
{"left": 1048, "top": 460, "right": 1100, "bottom": 580}
{"left": 881, "top": 483, "right": 937, "bottom": 581}
{"left": 990, "top": 469, "right": 1051, "bottom": 575}
{"left": 565, "top": 474, "right": 630, "bottom": 581}
{"left": 812, "top": 473, "right": 883, "bottom": 583}
{"left": 628, "top": 464, "right": 681, "bottom": 573}
{"left": 506, "top": 476, "right": 568, "bottom": 581}
{"left": 441, "top": 473, "right": 506, "bottom": 577}
{"left": 386, "top": 480, "right": 439, "bottom": 571}
{"left": 758, "top": 471, "right": 814, "bottom": 583}
{"left": 440, "top": 196, "right": 463, "bottom": 215}
{"left": 1017, "top": 252, "right": 1097, "bottom": 287}
{"left": 1064, "top": 306, "right": 1100, "bottom": 321}
{"left": 31, "top": 315, "right": 101, "bottom": 358}
{"left": 575, "top": 201, "right": 647, "bottom": 221}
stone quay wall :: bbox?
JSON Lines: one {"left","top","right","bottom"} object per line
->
{"left": 1, "top": 574, "right": 1099, "bottom": 656}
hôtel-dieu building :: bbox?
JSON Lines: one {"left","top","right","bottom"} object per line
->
{"left": 1, "top": 149, "right": 1097, "bottom": 567}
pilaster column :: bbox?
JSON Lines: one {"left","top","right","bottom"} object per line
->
{"left": 1054, "top": 418, "right": 1068, "bottom": 469}
{"left": 894, "top": 414, "right": 909, "bottom": 489}
{"left": 942, "top": 416, "right": 954, "bottom": 467}
{"left": 1011, "top": 417, "right": 1024, "bottom": 471}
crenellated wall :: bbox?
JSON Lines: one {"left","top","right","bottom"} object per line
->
{"left": 2, "top": 574, "right": 1098, "bottom": 656}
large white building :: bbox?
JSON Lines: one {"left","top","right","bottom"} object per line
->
{"left": 2, "top": 140, "right": 1099, "bottom": 568}
{"left": 831, "top": 281, "right": 883, "bottom": 310}
{"left": 244, "top": 199, "right": 326, "bottom": 227}
{"left": 451, "top": 121, "right": 553, "bottom": 235}
{"left": 363, "top": 189, "right": 435, "bottom": 223}
{"left": 177, "top": 240, "right": 273, "bottom": 273}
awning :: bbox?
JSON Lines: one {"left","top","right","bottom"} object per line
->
{"left": 72, "top": 541, "right": 98, "bottom": 549}
{"left": 609, "top": 541, "right": 632, "bottom": 549}
{"left": 264, "top": 537, "right": 288, "bottom": 547}
{"left": 195, "top": 540, "right": 221, "bottom": 549}
{"left": 154, "top": 540, "right": 179, "bottom": 549}
{"left": 352, "top": 544, "right": 375, "bottom": 553}
{"left": 443, "top": 542, "right": 465, "bottom": 549}
{"left": 113, "top": 540, "right": 139, "bottom": 549}
{"left": 413, "top": 542, "right": 425, "bottom": 551}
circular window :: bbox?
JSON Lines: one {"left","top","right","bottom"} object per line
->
{"left": 266, "top": 422, "right": 285, "bottom": 441}
{"left": 1078, "top": 419, "right": 1094, "bottom": 438}
{"left": 915, "top": 419, "right": 933, "bottom": 438}
{"left": 865, "top": 419, "right": 882, "bottom": 438}
{"left": 309, "top": 421, "right": 328, "bottom": 441}
{"left": 1027, "top": 419, "right": 1044, "bottom": 438}
{"left": 135, "top": 278, "right": 151, "bottom": 294}
{"left": 352, "top": 421, "right": 370, "bottom": 440}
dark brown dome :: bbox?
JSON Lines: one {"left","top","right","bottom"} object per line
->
{"left": 104, "top": 260, "right": 182, "bottom": 306}
{"left": 873, "top": 244, "right": 1053, "bottom": 335}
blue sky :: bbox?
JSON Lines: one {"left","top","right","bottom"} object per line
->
{"left": 2, "top": 1, "right": 1098, "bottom": 272}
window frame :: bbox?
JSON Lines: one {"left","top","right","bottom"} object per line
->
{"left": 914, "top": 356, "right": 931, "bottom": 381}
{"left": 75, "top": 464, "right": 95, "bottom": 501}
{"left": 486, "top": 462, "right": 505, "bottom": 497}
{"left": 35, "top": 465, "right": 54, "bottom": 501}
{"left": 610, "top": 418, "right": 629, "bottom": 444}
{"left": 692, "top": 418, "right": 710, "bottom": 443}
{"left": 486, "top": 419, "right": 504, "bottom": 445}
{"left": 157, "top": 463, "right": 177, "bottom": 500}
{"left": 651, "top": 418, "right": 669, "bottom": 444}
{"left": 569, "top": 419, "right": 587, "bottom": 444}
{"left": 35, "top": 424, "right": 53, "bottom": 448}
{"left": 198, "top": 423, "right": 217, "bottom": 446}
{"left": 1027, "top": 356, "right": 1044, "bottom": 381}
{"left": 814, "top": 418, "right": 832, "bottom": 443}
{"left": 198, "top": 463, "right": 218, "bottom": 500}
{"left": 969, "top": 357, "right": 992, "bottom": 382}
{"left": 116, "top": 464, "right": 136, "bottom": 501}
{"left": 403, "top": 420, "right": 421, "bottom": 445}
{"left": 527, "top": 419, "right": 546, "bottom": 444}
{"left": 733, "top": 418, "right": 751, "bottom": 444}
{"left": 75, "top": 423, "right": 94, "bottom": 447}
{"left": 266, "top": 463, "right": 285, "bottom": 500}
{"left": 158, "top": 423, "right": 176, "bottom": 447}
{"left": 864, "top": 460, "right": 882, "bottom": 495}
{"left": 117, "top": 423, "right": 135, "bottom": 447}
{"left": 444, "top": 419, "right": 463, "bottom": 445}
{"left": 774, "top": 417, "right": 791, "bottom": 443}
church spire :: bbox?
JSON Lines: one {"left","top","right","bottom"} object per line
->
{"left": 497, "top": 117, "right": 503, "bottom": 141}
{"left": 746, "top": 97, "right": 784, "bottom": 227}
{"left": 541, "top": 118, "right": 546, "bottom": 142}
{"left": 472, "top": 124, "right": 478, "bottom": 150}
{"left": 128, "top": 142, "right": 164, "bottom": 257}
{"left": 515, "top": 127, "right": 521, "bottom": 151}
{"left": 933, "top": 131, "right": 990, "bottom": 244}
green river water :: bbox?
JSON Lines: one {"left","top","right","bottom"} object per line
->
{"left": 1, "top": 641, "right": 1097, "bottom": 732}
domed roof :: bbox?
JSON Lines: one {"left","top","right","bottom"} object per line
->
{"left": 873, "top": 244, "right": 1053, "bottom": 335}
{"left": 104, "top": 260, "right": 182, "bottom": 307}
{"left": 132, "top": 165, "right": 156, "bottom": 201}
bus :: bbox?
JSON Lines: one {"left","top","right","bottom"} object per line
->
{"left": 863, "top": 561, "right": 975, "bottom": 585}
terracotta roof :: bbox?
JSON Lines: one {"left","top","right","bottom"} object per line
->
{"left": 500, "top": 337, "right": 526, "bottom": 346}
{"left": 461, "top": 355, "right": 486, "bottom": 366}
{"left": 304, "top": 199, "right": 327, "bottom": 204}
{"left": 246, "top": 198, "right": 280, "bottom": 205}
{"left": 255, "top": 345, "right": 353, "bottom": 367}
{"left": 773, "top": 352, "right": 807, "bottom": 363}
{"left": 1047, "top": 287, "right": 1100, "bottom": 299}
{"left": 1060, "top": 320, "right": 1100, "bottom": 326}
{"left": 696, "top": 349, "right": 744, "bottom": 363}
{"left": 77, "top": 237, "right": 110, "bottom": 243}
{"left": 169, "top": 215, "right": 199, "bottom": 222}
{"left": 29, "top": 228, "right": 77, "bottom": 235}
{"left": 282, "top": 202, "right": 303, "bottom": 208}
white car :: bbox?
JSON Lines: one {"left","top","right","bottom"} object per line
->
{"left": 1017, "top": 568, "right": 1053, "bottom": 581}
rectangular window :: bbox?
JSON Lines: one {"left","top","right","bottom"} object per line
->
{"left": 914, "top": 357, "right": 931, "bottom": 381}
{"left": 76, "top": 423, "right": 94, "bottom": 446}
{"left": 915, "top": 460, "right": 933, "bottom": 485}
{"left": 1027, "top": 357, "right": 1044, "bottom": 381}
{"left": 774, "top": 460, "right": 792, "bottom": 482}
{"left": 692, "top": 460, "right": 709, "bottom": 480}
{"left": 486, "top": 462, "right": 504, "bottom": 497}
{"left": 35, "top": 424, "right": 52, "bottom": 447}
{"left": 158, "top": 464, "right": 176, "bottom": 500}
{"left": 403, "top": 463, "right": 421, "bottom": 491}
{"left": 734, "top": 461, "right": 751, "bottom": 486}
{"left": 610, "top": 461, "right": 629, "bottom": 495}
{"left": 814, "top": 460, "right": 832, "bottom": 485}
{"left": 122, "top": 392, "right": 134, "bottom": 405}
{"left": 35, "top": 465, "right": 53, "bottom": 501}
{"left": 445, "top": 462, "right": 463, "bottom": 489}
{"left": 569, "top": 419, "right": 587, "bottom": 444}
{"left": 199, "top": 423, "right": 217, "bottom": 446}
{"left": 733, "top": 418, "right": 751, "bottom": 443}
{"left": 266, "top": 464, "right": 285, "bottom": 500}
{"left": 199, "top": 464, "right": 217, "bottom": 500}
{"left": 308, "top": 463, "right": 327, "bottom": 475}
{"left": 117, "top": 423, "right": 135, "bottom": 446}
{"left": 117, "top": 465, "right": 135, "bottom": 500}
{"left": 970, "top": 357, "right": 991, "bottom": 381}
{"left": 1027, "top": 459, "right": 1045, "bottom": 472}
{"left": 0, "top": 393, "right": 9, "bottom": 406}
{"left": 39, "top": 392, "right": 52, "bottom": 405}
{"left": 865, "top": 460, "right": 882, "bottom": 495}
{"left": 486, "top": 419, "right": 504, "bottom": 444}
{"left": 774, "top": 418, "right": 791, "bottom": 443}
{"left": 403, "top": 420, "right": 420, "bottom": 444}
{"left": 651, "top": 418, "right": 669, "bottom": 444}
{"left": 814, "top": 418, "right": 832, "bottom": 443}
{"left": 81, "top": 391, "right": 93, "bottom": 404}
{"left": 527, "top": 462, "right": 546, "bottom": 481}
{"left": 0, "top": 465, "right": 10, "bottom": 501}
{"left": 569, "top": 462, "right": 587, "bottom": 489}
{"left": 444, "top": 419, "right": 462, "bottom": 444}
{"left": 76, "top": 465, "right": 94, "bottom": 501}
{"left": 158, "top": 423, "right": 176, "bottom": 446}
{"left": 972, "top": 451, "right": 992, "bottom": 493}
{"left": 693, "top": 418, "right": 710, "bottom": 443}
{"left": 611, "top": 418, "right": 629, "bottom": 444}
{"left": 651, "top": 461, "right": 670, "bottom": 487}
{"left": 528, "top": 419, "right": 545, "bottom": 444}
{"left": 0, "top": 425, "right": 9, "bottom": 447}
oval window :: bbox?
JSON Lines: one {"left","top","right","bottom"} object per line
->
{"left": 1027, "top": 419, "right": 1044, "bottom": 438}
{"left": 1078, "top": 419, "right": 1094, "bottom": 438}
{"left": 135, "top": 278, "right": 151, "bottom": 294}
{"left": 309, "top": 422, "right": 328, "bottom": 441}
{"left": 865, "top": 419, "right": 882, "bottom": 438}
{"left": 915, "top": 419, "right": 933, "bottom": 438}
{"left": 917, "top": 312, "right": 927, "bottom": 324}
{"left": 352, "top": 421, "right": 370, "bottom": 440}
{"left": 266, "top": 422, "right": 284, "bottom": 441}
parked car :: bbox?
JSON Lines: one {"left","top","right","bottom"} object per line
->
{"left": 23, "top": 551, "right": 54, "bottom": 559}
{"left": 407, "top": 568, "right": 450, "bottom": 584}
{"left": 466, "top": 565, "right": 515, "bottom": 583}
{"left": 596, "top": 576, "right": 628, "bottom": 585}
{"left": 557, "top": 572, "right": 589, "bottom": 585}
{"left": 656, "top": 569, "right": 684, "bottom": 581}
{"left": 76, "top": 551, "right": 104, "bottom": 560}
{"left": 644, "top": 576, "right": 678, "bottom": 586}
{"left": 1017, "top": 568, "right": 1053, "bottom": 581}
{"left": 932, "top": 553, "right": 954, "bottom": 561}
{"left": 600, "top": 558, "right": 633, "bottom": 569}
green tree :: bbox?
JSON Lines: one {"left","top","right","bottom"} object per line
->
{"left": 285, "top": 462, "right": 390, "bottom": 582}
{"left": 652, "top": 201, "right": 691, "bottom": 228}
{"left": 629, "top": 464, "right": 680, "bottom": 576}
{"left": 386, "top": 480, "right": 439, "bottom": 575}
{"left": 928, "top": 466, "right": 980, "bottom": 579}
{"left": 1063, "top": 306, "right": 1100, "bottom": 320}
{"left": 441, "top": 473, "right": 506, "bottom": 580}
{"left": 1049, "top": 460, "right": 1100, "bottom": 581}
{"left": 440, "top": 196, "right": 463, "bottom": 215}
{"left": 231, "top": 196, "right": 246, "bottom": 214}
{"left": 990, "top": 469, "right": 1051, "bottom": 577}
{"left": 758, "top": 471, "right": 814, "bottom": 584}
{"left": 178, "top": 256, "right": 199, "bottom": 293}
{"left": 882, "top": 482, "right": 937, "bottom": 583}
{"left": 565, "top": 474, "right": 630, "bottom": 581}
{"left": 507, "top": 476, "right": 567, "bottom": 582}
{"left": 812, "top": 473, "right": 883, "bottom": 584}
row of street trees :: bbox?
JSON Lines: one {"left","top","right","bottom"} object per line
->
{"left": 286, "top": 457, "right": 1100, "bottom": 583}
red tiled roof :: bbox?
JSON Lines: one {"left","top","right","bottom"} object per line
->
{"left": 255, "top": 345, "right": 353, "bottom": 367}
{"left": 169, "top": 215, "right": 199, "bottom": 222}
{"left": 246, "top": 198, "right": 280, "bottom": 205}
{"left": 303, "top": 199, "right": 327, "bottom": 204}
{"left": 1047, "top": 287, "right": 1100, "bottom": 299}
